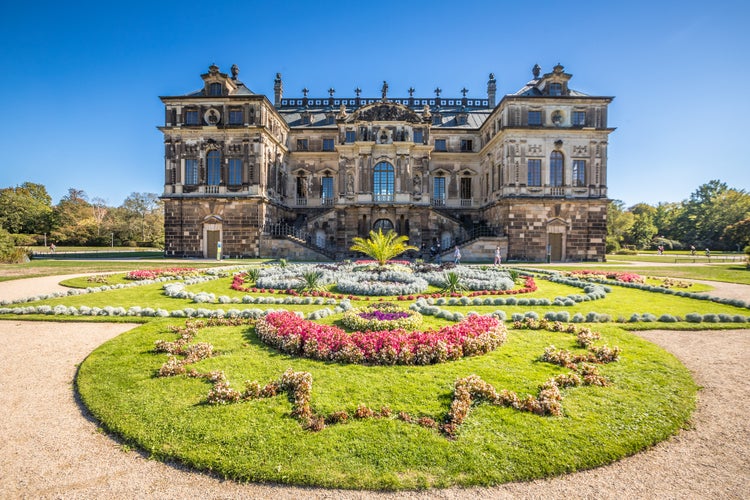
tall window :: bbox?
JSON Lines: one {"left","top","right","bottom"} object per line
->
{"left": 549, "top": 83, "right": 563, "bottom": 96}
{"left": 373, "top": 162, "right": 394, "bottom": 202}
{"left": 433, "top": 176, "right": 446, "bottom": 205}
{"left": 528, "top": 110, "right": 542, "bottom": 126}
{"left": 207, "top": 151, "right": 221, "bottom": 185}
{"left": 228, "top": 159, "right": 242, "bottom": 185}
{"left": 321, "top": 176, "right": 334, "bottom": 203}
{"left": 413, "top": 128, "right": 423, "bottom": 144}
{"left": 460, "top": 177, "right": 472, "bottom": 200}
{"left": 208, "top": 82, "right": 223, "bottom": 96}
{"left": 572, "top": 160, "right": 586, "bottom": 187}
{"left": 527, "top": 159, "right": 541, "bottom": 186}
{"left": 229, "top": 109, "right": 243, "bottom": 125}
{"left": 550, "top": 151, "right": 564, "bottom": 187}
{"left": 345, "top": 130, "right": 356, "bottom": 143}
{"left": 185, "top": 159, "right": 198, "bottom": 185}
{"left": 322, "top": 138, "right": 335, "bottom": 151}
{"left": 184, "top": 110, "right": 199, "bottom": 126}
{"left": 434, "top": 139, "right": 447, "bottom": 151}
{"left": 296, "top": 177, "right": 308, "bottom": 197}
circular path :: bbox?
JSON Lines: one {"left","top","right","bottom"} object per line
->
{"left": 0, "top": 276, "right": 748, "bottom": 498}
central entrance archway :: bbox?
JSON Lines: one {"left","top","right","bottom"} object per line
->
{"left": 373, "top": 218, "right": 394, "bottom": 233}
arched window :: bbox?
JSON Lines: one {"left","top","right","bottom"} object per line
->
{"left": 208, "top": 82, "right": 223, "bottom": 96}
{"left": 550, "top": 151, "right": 564, "bottom": 187}
{"left": 373, "top": 162, "right": 394, "bottom": 202}
{"left": 373, "top": 219, "right": 394, "bottom": 233}
{"left": 207, "top": 151, "right": 221, "bottom": 185}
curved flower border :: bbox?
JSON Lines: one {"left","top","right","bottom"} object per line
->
{"left": 255, "top": 311, "right": 507, "bottom": 365}
{"left": 340, "top": 303, "right": 423, "bottom": 331}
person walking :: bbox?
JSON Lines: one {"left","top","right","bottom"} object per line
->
{"left": 494, "top": 246, "right": 502, "bottom": 265}
{"left": 453, "top": 245, "right": 461, "bottom": 265}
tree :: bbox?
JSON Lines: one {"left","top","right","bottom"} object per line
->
{"left": 672, "top": 180, "right": 750, "bottom": 249}
{"left": 51, "top": 188, "right": 94, "bottom": 245}
{"left": 606, "top": 200, "right": 634, "bottom": 252}
{"left": 349, "top": 229, "right": 418, "bottom": 265}
{"left": 652, "top": 202, "right": 682, "bottom": 241}
{"left": 121, "top": 192, "right": 162, "bottom": 244}
{"left": 0, "top": 182, "right": 53, "bottom": 234}
{"left": 722, "top": 217, "right": 750, "bottom": 251}
{"left": 626, "top": 212, "right": 658, "bottom": 249}
{"left": 91, "top": 197, "right": 108, "bottom": 237}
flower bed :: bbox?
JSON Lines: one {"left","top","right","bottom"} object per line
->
{"left": 419, "top": 266, "right": 515, "bottom": 291}
{"left": 341, "top": 303, "right": 423, "bottom": 331}
{"left": 566, "top": 269, "right": 644, "bottom": 283}
{"left": 255, "top": 311, "right": 506, "bottom": 365}
{"left": 125, "top": 267, "right": 200, "bottom": 280}
{"left": 335, "top": 270, "right": 428, "bottom": 296}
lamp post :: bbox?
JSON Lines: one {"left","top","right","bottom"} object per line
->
{"left": 111, "top": 233, "right": 114, "bottom": 248}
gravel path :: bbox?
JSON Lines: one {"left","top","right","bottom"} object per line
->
{"left": 0, "top": 275, "right": 748, "bottom": 498}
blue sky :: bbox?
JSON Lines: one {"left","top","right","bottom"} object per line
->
{"left": 1, "top": 0, "right": 748, "bottom": 208}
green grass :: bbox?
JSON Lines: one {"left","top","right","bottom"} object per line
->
{"left": 544, "top": 262, "right": 750, "bottom": 285}
{"left": 4, "top": 259, "right": 746, "bottom": 490}
{"left": 77, "top": 320, "right": 697, "bottom": 489}
{"left": 25, "top": 275, "right": 748, "bottom": 321}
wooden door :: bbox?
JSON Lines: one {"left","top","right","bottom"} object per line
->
{"left": 206, "top": 230, "right": 220, "bottom": 259}
{"left": 549, "top": 233, "right": 563, "bottom": 262}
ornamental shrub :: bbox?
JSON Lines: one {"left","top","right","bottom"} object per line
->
{"left": 685, "top": 313, "right": 703, "bottom": 323}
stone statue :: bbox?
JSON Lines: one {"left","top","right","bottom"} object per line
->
{"left": 231, "top": 64, "right": 239, "bottom": 79}
{"left": 381, "top": 80, "right": 388, "bottom": 100}
{"left": 347, "top": 172, "right": 354, "bottom": 194}
{"left": 413, "top": 174, "right": 421, "bottom": 193}
{"left": 533, "top": 64, "right": 541, "bottom": 79}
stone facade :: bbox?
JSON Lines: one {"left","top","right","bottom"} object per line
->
{"left": 159, "top": 63, "right": 614, "bottom": 261}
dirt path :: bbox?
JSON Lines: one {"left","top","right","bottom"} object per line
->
{"left": 0, "top": 275, "right": 748, "bottom": 498}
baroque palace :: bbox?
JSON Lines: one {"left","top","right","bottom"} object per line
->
{"left": 159, "top": 63, "right": 613, "bottom": 261}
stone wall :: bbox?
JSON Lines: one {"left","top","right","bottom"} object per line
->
{"left": 259, "top": 238, "right": 332, "bottom": 261}
{"left": 163, "top": 198, "right": 265, "bottom": 258}
{"left": 449, "top": 237, "right": 508, "bottom": 263}
{"left": 483, "top": 198, "right": 607, "bottom": 262}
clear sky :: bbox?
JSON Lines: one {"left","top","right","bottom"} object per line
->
{"left": 1, "top": 0, "right": 748, "bottom": 208}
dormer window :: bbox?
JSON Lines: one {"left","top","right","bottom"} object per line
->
{"left": 208, "top": 82, "right": 223, "bottom": 96}
{"left": 549, "top": 83, "right": 563, "bottom": 96}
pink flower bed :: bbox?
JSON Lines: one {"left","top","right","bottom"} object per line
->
{"left": 125, "top": 267, "right": 199, "bottom": 280}
{"left": 568, "top": 270, "right": 644, "bottom": 283}
{"left": 255, "top": 311, "right": 507, "bottom": 365}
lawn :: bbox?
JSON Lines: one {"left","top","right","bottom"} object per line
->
{"left": 77, "top": 319, "right": 696, "bottom": 489}
{"left": 3, "top": 259, "right": 747, "bottom": 490}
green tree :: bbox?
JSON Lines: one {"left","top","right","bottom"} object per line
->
{"left": 722, "top": 217, "right": 750, "bottom": 251}
{"left": 122, "top": 192, "right": 161, "bottom": 243}
{"left": 672, "top": 180, "right": 750, "bottom": 249}
{"left": 51, "top": 188, "right": 95, "bottom": 245}
{"left": 652, "top": 202, "right": 682, "bottom": 241}
{"left": 0, "top": 182, "right": 53, "bottom": 234}
{"left": 606, "top": 200, "right": 634, "bottom": 252}
{"left": 626, "top": 212, "right": 658, "bottom": 249}
{"left": 349, "top": 229, "right": 418, "bottom": 265}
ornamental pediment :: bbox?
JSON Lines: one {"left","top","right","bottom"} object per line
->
{"left": 349, "top": 102, "right": 422, "bottom": 123}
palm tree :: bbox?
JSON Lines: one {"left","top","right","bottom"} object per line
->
{"left": 349, "top": 229, "right": 418, "bottom": 266}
